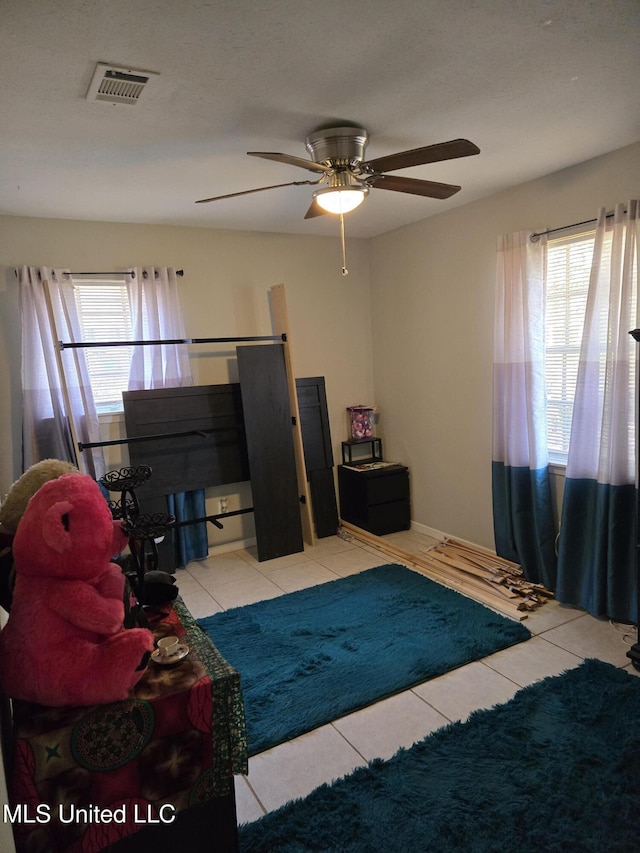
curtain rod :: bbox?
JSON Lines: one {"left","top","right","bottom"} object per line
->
{"left": 63, "top": 269, "right": 184, "bottom": 277}
{"left": 530, "top": 210, "right": 620, "bottom": 242}
{"left": 59, "top": 333, "right": 285, "bottom": 350}
{"left": 13, "top": 268, "right": 185, "bottom": 278}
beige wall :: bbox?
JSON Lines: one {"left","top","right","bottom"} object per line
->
{"left": 0, "top": 219, "right": 373, "bottom": 543}
{"left": 369, "top": 140, "right": 640, "bottom": 548}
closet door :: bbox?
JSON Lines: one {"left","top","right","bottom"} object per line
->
{"left": 237, "top": 344, "right": 304, "bottom": 561}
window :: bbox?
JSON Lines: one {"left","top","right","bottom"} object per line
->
{"left": 544, "top": 232, "right": 594, "bottom": 465}
{"left": 544, "top": 227, "right": 636, "bottom": 466}
{"left": 72, "top": 277, "right": 135, "bottom": 414}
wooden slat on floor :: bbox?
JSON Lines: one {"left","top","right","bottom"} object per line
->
{"left": 339, "top": 521, "right": 553, "bottom": 621}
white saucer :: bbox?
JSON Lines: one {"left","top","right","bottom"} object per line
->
{"left": 151, "top": 644, "right": 189, "bottom": 665}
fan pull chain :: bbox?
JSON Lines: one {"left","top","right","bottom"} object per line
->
{"left": 340, "top": 212, "right": 348, "bottom": 276}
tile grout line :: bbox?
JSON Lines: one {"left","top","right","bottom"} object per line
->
{"left": 329, "top": 722, "right": 372, "bottom": 766}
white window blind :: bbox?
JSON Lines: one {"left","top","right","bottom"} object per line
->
{"left": 544, "top": 232, "right": 594, "bottom": 464}
{"left": 544, "top": 227, "right": 635, "bottom": 467}
{"left": 72, "top": 278, "right": 134, "bottom": 413}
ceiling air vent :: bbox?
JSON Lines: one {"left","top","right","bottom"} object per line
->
{"left": 86, "top": 62, "right": 159, "bottom": 105}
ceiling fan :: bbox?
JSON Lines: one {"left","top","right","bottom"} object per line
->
{"left": 195, "top": 126, "right": 480, "bottom": 218}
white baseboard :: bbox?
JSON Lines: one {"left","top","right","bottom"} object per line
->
{"left": 410, "top": 520, "right": 447, "bottom": 541}
{"left": 208, "top": 536, "right": 257, "bottom": 557}
{"left": 410, "top": 520, "right": 497, "bottom": 554}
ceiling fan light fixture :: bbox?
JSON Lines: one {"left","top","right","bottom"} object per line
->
{"left": 196, "top": 125, "right": 480, "bottom": 222}
{"left": 313, "top": 185, "right": 368, "bottom": 214}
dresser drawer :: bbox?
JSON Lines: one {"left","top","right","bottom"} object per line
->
{"left": 338, "top": 464, "right": 410, "bottom": 535}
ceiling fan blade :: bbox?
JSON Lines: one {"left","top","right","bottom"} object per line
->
{"left": 247, "top": 151, "right": 327, "bottom": 173}
{"left": 195, "top": 180, "right": 317, "bottom": 204}
{"left": 362, "top": 139, "right": 480, "bottom": 173}
{"left": 304, "top": 199, "right": 327, "bottom": 219}
{"left": 368, "top": 174, "right": 461, "bottom": 199}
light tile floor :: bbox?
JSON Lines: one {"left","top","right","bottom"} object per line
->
{"left": 175, "top": 530, "right": 639, "bottom": 826}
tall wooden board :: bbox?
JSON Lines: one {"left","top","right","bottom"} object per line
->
{"left": 269, "top": 284, "right": 315, "bottom": 546}
{"left": 236, "top": 344, "right": 304, "bottom": 561}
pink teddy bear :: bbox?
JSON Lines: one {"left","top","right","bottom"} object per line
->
{"left": 0, "top": 473, "right": 154, "bottom": 706}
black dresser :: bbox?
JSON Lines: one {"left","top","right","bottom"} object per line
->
{"left": 338, "top": 462, "right": 410, "bottom": 535}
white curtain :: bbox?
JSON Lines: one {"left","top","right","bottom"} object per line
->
{"left": 565, "top": 202, "right": 639, "bottom": 484}
{"left": 127, "top": 267, "right": 192, "bottom": 390}
{"left": 126, "top": 267, "right": 208, "bottom": 566}
{"left": 18, "top": 266, "right": 105, "bottom": 478}
{"left": 492, "top": 232, "right": 557, "bottom": 588}
{"left": 493, "top": 232, "right": 549, "bottom": 472}
{"left": 556, "top": 201, "right": 640, "bottom": 621}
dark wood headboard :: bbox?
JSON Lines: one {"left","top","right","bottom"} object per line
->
{"left": 122, "top": 384, "right": 250, "bottom": 497}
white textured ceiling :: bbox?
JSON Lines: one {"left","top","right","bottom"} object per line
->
{"left": 1, "top": 0, "right": 639, "bottom": 238}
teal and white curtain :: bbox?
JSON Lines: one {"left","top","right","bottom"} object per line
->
{"left": 127, "top": 267, "right": 208, "bottom": 567}
{"left": 492, "top": 233, "right": 558, "bottom": 589}
{"left": 556, "top": 203, "right": 639, "bottom": 623}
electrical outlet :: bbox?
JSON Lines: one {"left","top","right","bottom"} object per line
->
{"left": 219, "top": 497, "right": 228, "bottom": 514}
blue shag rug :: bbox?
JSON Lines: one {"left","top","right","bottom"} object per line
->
{"left": 239, "top": 659, "right": 640, "bottom": 852}
{"left": 198, "top": 563, "right": 530, "bottom": 755}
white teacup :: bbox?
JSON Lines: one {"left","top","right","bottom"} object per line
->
{"left": 157, "top": 636, "right": 180, "bottom": 657}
